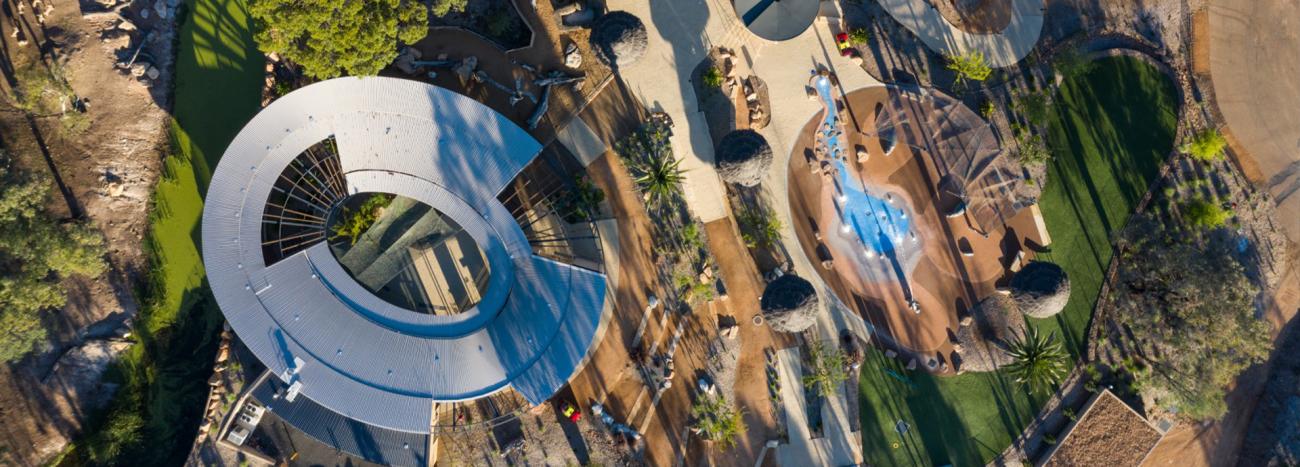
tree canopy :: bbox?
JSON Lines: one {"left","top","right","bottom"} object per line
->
{"left": 1111, "top": 216, "right": 1271, "bottom": 420}
{"left": 249, "top": 0, "right": 431, "bottom": 79}
{"left": 0, "top": 163, "right": 107, "bottom": 362}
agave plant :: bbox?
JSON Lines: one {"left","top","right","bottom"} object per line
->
{"left": 1005, "top": 325, "right": 1069, "bottom": 394}
{"left": 635, "top": 152, "right": 686, "bottom": 205}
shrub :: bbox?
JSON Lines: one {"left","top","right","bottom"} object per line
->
{"left": 619, "top": 122, "right": 684, "bottom": 206}
{"left": 329, "top": 193, "right": 394, "bottom": 245}
{"left": 690, "top": 394, "right": 745, "bottom": 449}
{"left": 849, "top": 28, "right": 869, "bottom": 46}
{"left": 1181, "top": 198, "right": 1231, "bottom": 229}
{"left": 1013, "top": 126, "right": 1051, "bottom": 166}
{"left": 486, "top": 9, "right": 517, "bottom": 39}
{"left": 556, "top": 174, "right": 605, "bottom": 223}
{"left": 802, "top": 341, "right": 848, "bottom": 398}
{"left": 946, "top": 51, "right": 992, "bottom": 86}
{"left": 737, "top": 206, "right": 782, "bottom": 249}
{"left": 1180, "top": 129, "right": 1227, "bottom": 162}
{"left": 702, "top": 66, "right": 724, "bottom": 89}
{"left": 980, "top": 99, "right": 996, "bottom": 118}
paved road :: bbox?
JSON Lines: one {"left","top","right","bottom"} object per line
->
{"left": 1208, "top": 0, "right": 1300, "bottom": 243}
{"left": 874, "top": 0, "right": 1043, "bottom": 67}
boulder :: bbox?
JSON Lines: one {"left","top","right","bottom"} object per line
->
{"left": 759, "top": 274, "right": 818, "bottom": 333}
{"left": 953, "top": 294, "right": 1026, "bottom": 372}
{"left": 1010, "top": 261, "right": 1071, "bottom": 318}
{"left": 715, "top": 130, "right": 773, "bottom": 187}
{"left": 590, "top": 11, "right": 647, "bottom": 69}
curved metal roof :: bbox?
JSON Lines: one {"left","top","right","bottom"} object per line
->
{"left": 733, "top": 0, "right": 819, "bottom": 42}
{"left": 202, "top": 77, "right": 608, "bottom": 434}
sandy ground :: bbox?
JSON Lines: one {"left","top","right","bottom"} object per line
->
{"left": 0, "top": 0, "right": 171, "bottom": 464}
{"left": 785, "top": 85, "right": 1045, "bottom": 361}
{"left": 703, "top": 218, "right": 783, "bottom": 466}
{"left": 1204, "top": 0, "right": 1300, "bottom": 244}
{"left": 563, "top": 154, "right": 785, "bottom": 467}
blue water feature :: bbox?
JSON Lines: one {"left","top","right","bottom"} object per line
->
{"left": 814, "top": 76, "right": 913, "bottom": 256}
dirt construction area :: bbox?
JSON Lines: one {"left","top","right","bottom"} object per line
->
{"left": 0, "top": 0, "right": 172, "bottom": 463}
{"left": 786, "top": 85, "right": 1047, "bottom": 363}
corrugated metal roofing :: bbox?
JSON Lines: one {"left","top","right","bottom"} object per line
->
{"left": 252, "top": 376, "right": 430, "bottom": 467}
{"left": 202, "top": 77, "right": 608, "bottom": 435}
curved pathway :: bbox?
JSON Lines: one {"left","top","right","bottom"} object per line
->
{"left": 1207, "top": 0, "right": 1300, "bottom": 243}
{"left": 875, "top": 0, "right": 1044, "bottom": 67}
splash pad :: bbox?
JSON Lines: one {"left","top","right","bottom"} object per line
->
{"left": 788, "top": 77, "right": 1047, "bottom": 357}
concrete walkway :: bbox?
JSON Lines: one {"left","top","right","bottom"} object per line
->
{"left": 773, "top": 347, "right": 863, "bottom": 466}
{"left": 875, "top": 0, "right": 1044, "bottom": 67}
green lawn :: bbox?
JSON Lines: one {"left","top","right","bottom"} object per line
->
{"left": 858, "top": 56, "right": 1178, "bottom": 466}
{"left": 56, "top": 0, "right": 263, "bottom": 464}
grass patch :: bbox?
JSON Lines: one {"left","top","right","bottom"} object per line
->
{"left": 1033, "top": 55, "right": 1178, "bottom": 355}
{"left": 55, "top": 0, "right": 263, "bottom": 465}
{"left": 858, "top": 55, "right": 1177, "bottom": 466}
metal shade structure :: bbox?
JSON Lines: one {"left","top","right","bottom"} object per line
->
{"left": 201, "top": 77, "right": 609, "bottom": 436}
{"left": 733, "top": 0, "right": 819, "bottom": 42}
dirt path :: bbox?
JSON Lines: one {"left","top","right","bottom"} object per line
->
{"left": 704, "top": 218, "right": 782, "bottom": 466}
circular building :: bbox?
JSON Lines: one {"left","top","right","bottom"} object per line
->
{"left": 1011, "top": 261, "right": 1070, "bottom": 318}
{"left": 202, "top": 77, "right": 609, "bottom": 463}
{"left": 591, "top": 11, "right": 648, "bottom": 68}
{"left": 716, "top": 129, "right": 773, "bottom": 187}
{"left": 732, "top": 0, "right": 819, "bottom": 41}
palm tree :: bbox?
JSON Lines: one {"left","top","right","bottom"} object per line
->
{"left": 1005, "top": 325, "right": 1069, "bottom": 394}
{"left": 635, "top": 152, "right": 685, "bottom": 205}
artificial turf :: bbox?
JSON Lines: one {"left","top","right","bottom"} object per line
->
{"left": 55, "top": 0, "right": 263, "bottom": 464}
{"left": 858, "top": 55, "right": 1178, "bottom": 466}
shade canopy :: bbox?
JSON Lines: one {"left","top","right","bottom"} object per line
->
{"left": 733, "top": 0, "right": 819, "bottom": 41}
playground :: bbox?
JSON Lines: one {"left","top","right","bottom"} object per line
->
{"left": 786, "top": 77, "right": 1049, "bottom": 363}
